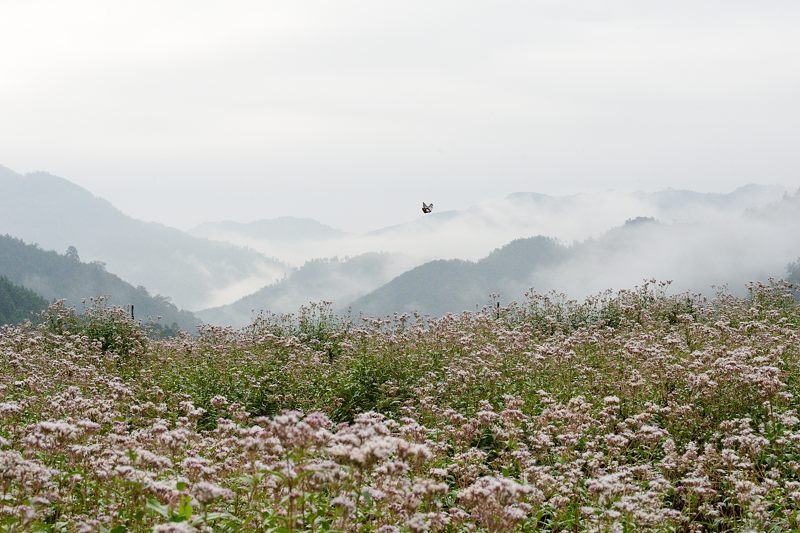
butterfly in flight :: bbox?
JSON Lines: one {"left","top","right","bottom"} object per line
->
{"left": 422, "top": 202, "right": 433, "bottom": 214}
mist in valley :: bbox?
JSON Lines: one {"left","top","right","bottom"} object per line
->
{"left": 191, "top": 185, "right": 788, "bottom": 267}
{"left": 195, "top": 185, "right": 800, "bottom": 324}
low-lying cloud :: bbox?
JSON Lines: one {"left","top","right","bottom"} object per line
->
{"left": 196, "top": 185, "right": 800, "bottom": 320}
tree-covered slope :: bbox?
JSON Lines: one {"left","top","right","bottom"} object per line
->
{"left": 0, "top": 234, "right": 199, "bottom": 331}
{"left": 350, "top": 236, "right": 565, "bottom": 316}
{"left": 0, "top": 275, "right": 48, "bottom": 325}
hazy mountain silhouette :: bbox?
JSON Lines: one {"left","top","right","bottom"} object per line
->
{"left": 188, "top": 184, "right": 787, "bottom": 269}
{"left": 747, "top": 188, "right": 800, "bottom": 221}
{"left": 640, "top": 185, "right": 790, "bottom": 213}
{"left": 0, "top": 165, "right": 288, "bottom": 310}
{"left": 198, "top": 252, "right": 408, "bottom": 326}
{"left": 190, "top": 217, "right": 347, "bottom": 243}
{"left": 365, "top": 185, "right": 787, "bottom": 244}
{"left": 0, "top": 234, "right": 199, "bottom": 331}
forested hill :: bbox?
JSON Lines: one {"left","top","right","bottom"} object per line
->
{"left": 0, "top": 234, "right": 199, "bottom": 331}
{"left": 349, "top": 236, "right": 566, "bottom": 316}
{"left": 0, "top": 276, "right": 48, "bottom": 325}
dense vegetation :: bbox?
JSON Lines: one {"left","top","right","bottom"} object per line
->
{"left": 0, "top": 234, "right": 199, "bottom": 332}
{"left": 0, "top": 276, "right": 48, "bottom": 325}
{"left": 3, "top": 281, "right": 800, "bottom": 530}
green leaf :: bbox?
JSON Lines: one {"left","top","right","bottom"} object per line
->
{"left": 176, "top": 481, "right": 188, "bottom": 491}
{"left": 203, "top": 512, "right": 239, "bottom": 522}
{"left": 146, "top": 498, "right": 170, "bottom": 519}
{"left": 110, "top": 526, "right": 128, "bottom": 533}
{"left": 178, "top": 496, "right": 193, "bottom": 520}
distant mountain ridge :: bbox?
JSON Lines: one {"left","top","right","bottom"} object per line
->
{"left": 0, "top": 165, "right": 289, "bottom": 310}
{"left": 506, "top": 185, "right": 787, "bottom": 213}
{"left": 191, "top": 217, "right": 347, "bottom": 243}
{"left": 638, "top": 184, "right": 789, "bottom": 212}
{"left": 0, "top": 234, "right": 199, "bottom": 331}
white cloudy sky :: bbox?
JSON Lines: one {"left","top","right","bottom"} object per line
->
{"left": 1, "top": 0, "right": 799, "bottom": 232}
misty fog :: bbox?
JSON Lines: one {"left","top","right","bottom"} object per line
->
{"left": 192, "top": 186, "right": 787, "bottom": 267}
{"left": 531, "top": 207, "right": 799, "bottom": 301}
{"left": 198, "top": 185, "right": 800, "bottom": 324}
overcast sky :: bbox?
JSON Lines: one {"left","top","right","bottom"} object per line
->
{"left": 1, "top": 0, "right": 799, "bottom": 232}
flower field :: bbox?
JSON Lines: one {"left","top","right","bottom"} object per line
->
{"left": 2, "top": 281, "right": 800, "bottom": 531}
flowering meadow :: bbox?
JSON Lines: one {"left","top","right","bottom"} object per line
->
{"left": 2, "top": 281, "right": 800, "bottom": 531}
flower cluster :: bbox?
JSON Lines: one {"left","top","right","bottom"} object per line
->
{"left": 1, "top": 281, "right": 800, "bottom": 530}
